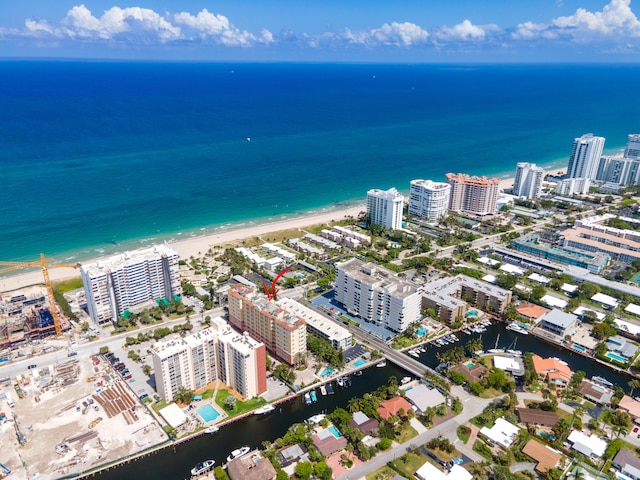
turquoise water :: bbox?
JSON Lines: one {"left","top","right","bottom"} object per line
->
{"left": 417, "top": 328, "right": 428, "bottom": 336}
{"left": 538, "top": 431, "right": 555, "bottom": 441}
{"left": 632, "top": 272, "right": 640, "bottom": 285}
{"left": 1, "top": 63, "right": 639, "bottom": 262}
{"left": 328, "top": 426, "right": 342, "bottom": 438}
{"left": 320, "top": 368, "right": 335, "bottom": 377}
{"left": 572, "top": 345, "right": 585, "bottom": 353}
{"left": 466, "top": 310, "right": 479, "bottom": 317}
{"left": 353, "top": 360, "right": 366, "bottom": 367}
{"left": 466, "top": 362, "right": 474, "bottom": 368}
{"left": 196, "top": 404, "right": 220, "bottom": 422}
{"left": 606, "top": 352, "right": 627, "bottom": 363}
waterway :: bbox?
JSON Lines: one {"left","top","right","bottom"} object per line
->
{"left": 96, "top": 362, "right": 408, "bottom": 480}
{"left": 419, "top": 321, "right": 631, "bottom": 390}
{"left": 95, "top": 322, "right": 631, "bottom": 480}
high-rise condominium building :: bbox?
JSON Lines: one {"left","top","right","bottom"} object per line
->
{"left": 366, "top": 188, "right": 404, "bottom": 230}
{"left": 408, "top": 179, "right": 451, "bottom": 221}
{"left": 81, "top": 244, "right": 181, "bottom": 325}
{"left": 624, "top": 134, "right": 640, "bottom": 159}
{"left": 151, "top": 318, "right": 267, "bottom": 401}
{"left": 335, "top": 258, "right": 421, "bottom": 333}
{"left": 512, "top": 163, "right": 545, "bottom": 199}
{"left": 445, "top": 173, "right": 499, "bottom": 216}
{"left": 566, "top": 134, "right": 605, "bottom": 180}
{"left": 227, "top": 285, "right": 306, "bottom": 365}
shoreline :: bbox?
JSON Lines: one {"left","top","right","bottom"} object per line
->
{"left": 0, "top": 164, "right": 567, "bottom": 295}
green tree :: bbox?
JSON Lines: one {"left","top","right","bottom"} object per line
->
{"left": 314, "top": 461, "right": 332, "bottom": 480}
{"left": 224, "top": 395, "right": 237, "bottom": 411}
{"left": 294, "top": 462, "right": 313, "bottom": 480}
{"left": 449, "top": 371, "right": 467, "bottom": 385}
{"left": 81, "top": 321, "right": 90, "bottom": 332}
{"left": 275, "top": 470, "right": 288, "bottom": 480}
{"left": 592, "top": 322, "right": 616, "bottom": 340}
{"left": 174, "top": 387, "right": 194, "bottom": 405}
{"left": 629, "top": 379, "right": 640, "bottom": 397}
{"left": 142, "top": 364, "right": 152, "bottom": 376}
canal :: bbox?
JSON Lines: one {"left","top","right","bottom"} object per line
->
{"left": 96, "top": 362, "right": 408, "bottom": 480}
{"left": 96, "top": 321, "right": 631, "bottom": 480}
{"left": 416, "top": 321, "right": 632, "bottom": 390}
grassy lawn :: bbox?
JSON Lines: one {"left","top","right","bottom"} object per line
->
{"left": 388, "top": 451, "right": 428, "bottom": 478}
{"left": 215, "top": 389, "right": 265, "bottom": 418}
{"left": 583, "top": 400, "right": 596, "bottom": 410}
{"left": 472, "top": 439, "right": 493, "bottom": 461}
{"left": 479, "top": 387, "right": 504, "bottom": 398}
{"left": 261, "top": 228, "right": 303, "bottom": 243}
{"left": 457, "top": 425, "right": 471, "bottom": 443}
{"left": 201, "top": 389, "right": 215, "bottom": 400}
{"left": 152, "top": 400, "right": 169, "bottom": 414}
{"left": 426, "top": 446, "right": 461, "bottom": 462}
{"left": 396, "top": 424, "right": 419, "bottom": 443}
{"left": 366, "top": 466, "right": 397, "bottom": 480}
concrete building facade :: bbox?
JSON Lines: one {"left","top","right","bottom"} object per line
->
{"left": 445, "top": 173, "right": 499, "bottom": 216}
{"left": 408, "top": 179, "right": 451, "bottom": 221}
{"left": 513, "top": 163, "right": 544, "bottom": 199}
{"left": 566, "top": 133, "right": 605, "bottom": 180}
{"left": 81, "top": 244, "right": 181, "bottom": 325}
{"left": 366, "top": 187, "right": 404, "bottom": 230}
{"left": 335, "top": 258, "right": 421, "bottom": 333}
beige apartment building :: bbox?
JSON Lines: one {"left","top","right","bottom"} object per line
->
{"left": 228, "top": 284, "right": 307, "bottom": 365}
{"left": 446, "top": 172, "right": 499, "bottom": 216}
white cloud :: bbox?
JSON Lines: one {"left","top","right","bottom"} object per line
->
{"left": 514, "top": 0, "right": 640, "bottom": 41}
{"left": 173, "top": 9, "right": 265, "bottom": 46}
{"left": 342, "top": 21, "right": 429, "bottom": 47}
{"left": 435, "top": 19, "right": 492, "bottom": 41}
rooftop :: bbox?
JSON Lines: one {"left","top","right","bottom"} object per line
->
{"left": 521, "top": 439, "right": 562, "bottom": 473}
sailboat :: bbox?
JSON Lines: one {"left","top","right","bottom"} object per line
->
{"left": 506, "top": 337, "right": 522, "bottom": 356}
{"left": 487, "top": 334, "right": 505, "bottom": 354}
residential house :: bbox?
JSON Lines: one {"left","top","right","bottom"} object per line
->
{"left": 377, "top": 397, "right": 413, "bottom": 421}
{"left": 227, "top": 451, "right": 277, "bottom": 480}
{"left": 350, "top": 411, "right": 379, "bottom": 435}
{"left": 532, "top": 355, "right": 572, "bottom": 386}
{"left": 516, "top": 408, "right": 560, "bottom": 428}
{"left": 522, "top": 439, "right": 563, "bottom": 474}
{"left": 612, "top": 448, "right": 640, "bottom": 480}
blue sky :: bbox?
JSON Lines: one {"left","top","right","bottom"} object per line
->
{"left": 2, "top": 0, "right": 640, "bottom": 61}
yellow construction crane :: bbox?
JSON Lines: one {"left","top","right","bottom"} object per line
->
{"left": 0, "top": 253, "right": 79, "bottom": 337}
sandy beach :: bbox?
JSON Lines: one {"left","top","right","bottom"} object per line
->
{"left": 0, "top": 166, "right": 567, "bottom": 295}
{"left": 0, "top": 204, "right": 366, "bottom": 294}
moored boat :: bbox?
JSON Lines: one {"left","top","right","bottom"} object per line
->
{"left": 227, "top": 446, "right": 250, "bottom": 463}
{"left": 376, "top": 360, "right": 386, "bottom": 367}
{"left": 326, "top": 383, "right": 334, "bottom": 394}
{"left": 320, "top": 385, "right": 327, "bottom": 395}
{"left": 304, "top": 392, "right": 312, "bottom": 405}
{"left": 307, "top": 413, "right": 326, "bottom": 424}
{"left": 310, "top": 390, "right": 318, "bottom": 402}
{"left": 401, "top": 376, "right": 411, "bottom": 385}
{"left": 204, "top": 425, "right": 219, "bottom": 434}
{"left": 254, "top": 404, "right": 275, "bottom": 415}
{"left": 191, "top": 459, "right": 215, "bottom": 476}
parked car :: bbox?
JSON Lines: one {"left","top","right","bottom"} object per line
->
{"left": 123, "top": 375, "right": 132, "bottom": 380}
{"left": 27, "top": 364, "right": 37, "bottom": 369}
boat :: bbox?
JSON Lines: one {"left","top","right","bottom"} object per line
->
{"left": 307, "top": 414, "right": 326, "bottom": 424}
{"left": 326, "top": 383, "right": 334, "bottom": 395}
{"left": 401, "top": 376, "right": 412, "bottom": 385}
{"left": 354, "top": 370, "right": 362, "bottom": 376}
{"left": 227, "top": 446, "right": 250, "bottom": 462}
{"left": 254, "top": 404, "right": 275, "bottom": 415}
{"left": 204, "top": 425, "right": 220, "bottom": 434}
{"left": 343, "top": 376, "right": 352, "bottom": 387}
{"left": 408, "top": 349, "right": 419, "bottom": 358}
{"left": 310, "top": 390, "right": 318, "bottom": 402}
{"left": 320, "top": 385, "right": 327, "bottom": 395}
{"left": 463, "top": 329, "right": 472, "bottom": 335}
{"left": 336, "top": 377, "right": 344, "bottom": 387}
{"left": 376, "top": 360, "right": 386, "bottom": 368}
{"left": 507, "top": 350, "right": 523, "bottom": 356}
{"left": 488, "top": 348, "right": 505, "bottom": 354}
{"left": 418, "top": 345, "right": 426, "bottom": 353}
{"left": 304, "top": 393, "right": 312, "bottom": 405}
{"left": 191, "top": 459, "right": 215, "bottom": 476}
{"left": 592, "top": 376, "right": 614, "bottom": 387}
{"left": 506, "top": 323, "right": 529, "bottom": 335}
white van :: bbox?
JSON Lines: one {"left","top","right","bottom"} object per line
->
{"left": 7, "top": 397, "right": 15, "bottom": 408}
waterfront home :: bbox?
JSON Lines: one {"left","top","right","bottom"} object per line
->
{"left": 311, "top": 425, "right": 348, "bottom": 456}
{"left": 479, "top": 417, "right": 520, "bottom": 448}
{"left": 516, "top": 408, "right": 559, "bottom": 428}
{"left": 377, "top": 397, "right": 412, "bottom": 421}
{"left": 449, "top": 362, "right": 487, "bottom": 384}
{"left": 577, "top": 380, "right": 614, "bottom": 405}
{"left": 416, "top": 462, "right": 472, "bottom": 480}
{"left": 567, "top": 431, "right": 607, "bottom": 458}
{"left": 617, "top": 395, "right": 640, "bottom": 422}
{"left": 227, "top": 451, "right": 276, "bottom": 480}
{"left": 606, "top": 335, "right": 639, "bottom": 360}
{"left": 612, "top": 448, "right": 640, "bottom": 479}
{"left": 532, "top": 355, "right": 572, "bottom": 386}
{"left": 537, "top": 309, "right": 577, "bottom": 338}
{"left": 349, "top": 411, "right": 379, "bottom": 435}
{"left": 277, "top": 444, "right": 309, "bottom": 468}
{"left": 516, "top": 303, "right": 548, "bottom": 323}
{"left": 521, "top": 439, "right": 563, "bottom": 474}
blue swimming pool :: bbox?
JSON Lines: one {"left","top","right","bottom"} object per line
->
{"left": 466, "top": 309, "right": 478, "bottom": 317}
{"left": 320, "top": 368, "right": 335, "bottom": 377}
{"left": 572, "top": 345, "right": 585, "bottom": 352}
{"left": 417, "top": 327, "right": 428, "bottom": 336}
{"left": 606, "top": 352, "right": 627, "bottom": 363}
{"left": 197, "top": 404, "right": 220, "bottom": 422}
{"left": 328, "top": 426, "right": 342, "bottom": 438}
{"left": 353, "top": 359, "right": 366, "bottom": 367}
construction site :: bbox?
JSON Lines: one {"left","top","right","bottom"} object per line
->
{"left": 0, "top": 353, "right": 168, "bottom": 479}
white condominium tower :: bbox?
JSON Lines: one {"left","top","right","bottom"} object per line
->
{"left": 512, "top": 163, "right": 544, "bottom": 199}
{"left": 566, "top": 133, "right": 605, "bottom": 180}
{"left": 366, "top": 187, "right": 404, "bottom": 230}
{"left": 408, "top": 179, "right": 451, "bottom": 221}
{"left": 624, "top": 134, "right": 640, "bottom": 159}
{"left": 445, "top": 173, "right": 499, "bottom": 216}
{"left": 335, "top": 258, "right": 421, "bottom": 333}
{"left": 80, "top": 243, "right": 181, "bottom": 324}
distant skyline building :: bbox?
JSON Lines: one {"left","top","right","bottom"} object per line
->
{"left": 408, "top": 179, "right": 451, "bottom": 221}
{"left": 366, "top": 187, "right": 404, "bottom": 230}
{"left": 624, "top": 134, "right": 640, "bottom": 159}
{"left": 597, "top": 134, "right": 640, "bottom": 186}
{"left": 335, "top": 258, "right": 421, "bottom": 333}
{"left": 227, "top": 284, "right": 306, "bottom": 365}
{"left": 512, "top": 163, "right": 544, "bottom": 199}
{"left": 445, "top": 173, "right": 499, "bottom": 216}
{"left": 566, "top": 133, "right": 605, "bottom": 180}
{"left": 80, "top": 243, "right": 181, "bottom": 325}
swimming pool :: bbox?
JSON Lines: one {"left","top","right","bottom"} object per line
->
{"left": 197, "top": 404, "right": 220, "bottom": 422}
{"left": 320, "top": 368, "right": 335, "bottom": 377}
{"left": 537, "top": 431, "right": 555, "bottom": 441}
{"left": 572, "top": 345, "right": 585, "bottom": 352}
{"left": 353, "top": 359, "right": 366, "bottom": 367}
{"left": 417, "top": 327, "right": 428, "bottom": 336}
{"left": 465, "top": 362, "right": 474, "bottom": 368}
{"left": 466, "top": 309, "right": 478, "bottom": 317}
{"left": 328, "top": 426, "right": 342, "bottom": 438}
{"left": 606, "top": 352, "right": 627, "bottom": 363}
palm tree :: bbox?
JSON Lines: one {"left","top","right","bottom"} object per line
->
{"left": 628, "top": 379, "right": 640, "bottom": 397}
{"left": 570, "top": 469, "right": 585, "bottom": 480}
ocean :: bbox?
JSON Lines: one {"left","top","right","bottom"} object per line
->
{"left": 1, "top": 61, "right": 639, "bottom": 263}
